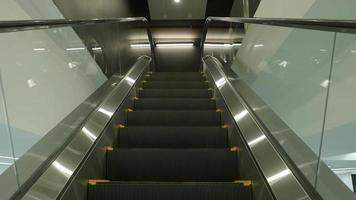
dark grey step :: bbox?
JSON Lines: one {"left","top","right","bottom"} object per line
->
{"left": 146, "top": 73, "right": 205, "bottom": 81}
{"left": 106, "top": 149, "right": 238, "bottom": 181}
{"left": 119, "top": 126, "right": 228, "bottom": 148}
{"left": 139, "top": 89, "right": 212, "bottom": 98}
{"left": 88, "top": 182, "right": 252, "bottom": 200}
{"left": 134, "top": 98, "right": 216, "bottom": 110}
{"left": 127, "top": 110, "right": 221, "bottom": 126}
{"left": 142, "top": 81, "right": 209, "bottom": 89}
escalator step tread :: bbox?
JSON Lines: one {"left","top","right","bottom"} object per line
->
{"left": 139, "top": 89, "right": 212, "bottom": 98}
{"left": 146, "top": 73, "right": 205, "bottom": 81}
{"left": 106, "top": 148, "right": 238, "bottom": 181}
{"left": 134, "top": 98, "right": 216, "bottom": 110}
{"left": 127, "top": 110, "right": 221, "bottom": 126}
{"left": 142, "top": 81, "right": 209, "bottom": 89}
{"left": 88, "top": 182, "right": 252, "bottom": 200}
{"left": 119, "top": 126, "right": 228, "bottom": 148}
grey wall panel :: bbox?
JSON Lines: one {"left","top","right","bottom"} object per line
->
{"left": 52, "top": 0, "right": 134, "bottom": 76}
{"left": 154, "top": 47, "right": 201, "bottom": 72}
{"left": 152, "top": 27, "right": 202, "bottom": 72}
{"left": 53, "top": 0, "right": 132, "bottom": 19}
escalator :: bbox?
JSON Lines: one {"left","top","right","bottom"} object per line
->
{"left": 87, "top": 72, "right": 253, "bottom": 200}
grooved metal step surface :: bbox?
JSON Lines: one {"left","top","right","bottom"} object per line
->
{"left": 106, "top": 148, "right": 238, "bottom": 181}
{"left": 134, "top": 98, "right": 216, "bottom": 110}
{"left": 146, "top": 72, "right": 205, "bottom": 81}
{"left": 88, "top": 182, "right": 252, "bottom": 200}
{"left": 127, "top": 110, "right": 221, "bottom": 126}
{"left": 142, "top": 81, "right": 209, "bottom": 89}
{"left": 119, "top": 126, "right": 228, "bottom": 148}
{"left": 139, "top": 89, "right": 212, "bottom": 98}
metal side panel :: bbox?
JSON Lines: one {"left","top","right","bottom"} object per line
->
{"left": 203, "top": 55, "right": 311, "bottom": 200}
{"left": 204, "top": 73, "right": 274, "bottom": 200}
{"left": 59, "top": 71, "right": 149, "bottom": 200}
{"left": 20, "top": 56, "right": 151, "bottom": 200}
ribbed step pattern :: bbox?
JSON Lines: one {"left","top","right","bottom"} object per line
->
{"left": 134, "top": 98, "right": 216, "bottom": 110}
{"left": 127, "top": 110, "right": 221, "bottom": 126}
{"left": 88, "top": 72, "right": 252, "bottom": 200}
{"left": 139, "top": 89, "right": 212, "bottom": 98}
{"left": 88, "top": 182, "right": 252, "bottom": 200}
{"left": 119, "top": 127, "right": 228, "bottom": 148}
{"left": 107, "top": 149, "right": 238, "bottom": 181}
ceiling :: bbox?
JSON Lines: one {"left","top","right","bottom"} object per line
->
{"left": 129, "top": 0, "right": 238, "bottom": 20}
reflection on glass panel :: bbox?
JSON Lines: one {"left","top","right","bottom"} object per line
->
{"left": 231, "top": 24, "right": 335, "bottom": 185}
{"left": 0, "top": 27, "right": 107, "bottom": 185}
{"left": 319, "top": 32, "right": 356, "bottom": 194}
{"left": 203, "top": 22, "right": 244, "bottom": 77}
{"left": 0, "top": 72, "right": 19, "bottom": 199}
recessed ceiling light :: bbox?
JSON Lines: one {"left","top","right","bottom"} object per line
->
{"left": 174, "top": 0, "right": 181, "bottom": 3}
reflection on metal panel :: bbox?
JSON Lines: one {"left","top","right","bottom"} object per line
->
{"left": 203, "top": 55, "right": 311, "bottom": 200}
{"left": 22, "top": 56, "right": 151, "bottom": 200}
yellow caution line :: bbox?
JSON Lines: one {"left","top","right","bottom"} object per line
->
{"left": 88, "top": 179, "right": 110, "bottom": 185}
{"left": 115, "top": 124, "right": 125, "bottom": 129}
{"left": 230, "top": 146, "right": 241, "bottom": 152}
{"left": 234, "top": 180, "right": 253, "bottom": 187}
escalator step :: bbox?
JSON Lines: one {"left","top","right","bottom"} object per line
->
{"left": 139, "top": 89, "right": 212, "bottom": 98}
{"left": 142, "top": 81, "right": 209, "bottom": 89}
{"left": 88, "top": 182, "right": 252, "bottom": 200}
{"left": 134, "top": 98, "right": 216, "bottom": 110}
{"left": 106, "top": 149, "right": 238, "bottom": 181}
{"left": 119, "top": 126, "right": 228, "bottom": 148}
{"left": 147, "top": 73, "right": 205, "bottom": 81}
{"left": 127, "top": 110, "right": 221, "bottom": 126}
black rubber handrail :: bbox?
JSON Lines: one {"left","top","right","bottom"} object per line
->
{"left": 0, "top": 17, "right": 156, "bottom": 66}
{"left": 200, "top": 16, "right": 356, "bottom": 49}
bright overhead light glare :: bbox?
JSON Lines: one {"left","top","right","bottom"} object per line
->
{"left": 267, "top": 169, "right": 291, "bottom": 183}
{"left": 92, "top": 47, "right": 102, "bottom": 51}
{"left": 248, "top": 135, "right": 266, "bottom": 147}
{"left": 205, "top": 43, "right": 232, "bottom": 48}
{"left": 174, "top": 0, "right": 181, "bottom": 3}
{"left": 33, "top": 48, "right": 46, "bottom": 51}
{"left": 66, "top": 47, "right": 85, "bottom": 51}
{"left": 52, "top": 161, "right": 73, "bottom": 178}
{"left": 156, "top": 43, "right": 193, "bottom": 48}
{"left": 130, "top": 43, "right": 151, "bottom": 48}
{"left": 254, "top": 44, "right": 264, "bottom": 48}
{"left": 204, "top": 43, "right": 242, "bottom": 48}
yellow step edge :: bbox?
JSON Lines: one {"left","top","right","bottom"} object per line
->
{"left": 127, "top": 108, "right": 134, "bottom": 112}
{"left": 234, "top": 180, "right": 253, "bottom": 187}
{"left": 144, "top": 74, "right": 151, "bottom": 77}
{"left": 115, "top": 124, "right": 125, "bottom": 129}
{"left": 230, "top": 146, "right": 241, "bottom": 152}
{"left": 222, "top": 124, "right": 230, "bottom": 129}
{"left": 138, "top": 87, "right": 144, "bottom": 91}
{"left": 142, "top": 80, "right": 148, "bottom": 83}
{"left": 208, "top": 88, "right": 213, "bottom": 91}
{"left": 102, "top": 146, "right": 114, "bottom": 151}
{"left": 88, "top": 179, "right": 110, "bottom": 186}
{"left": 133, "top": 97, "right": 139, "bottom": 100}
{"left": 216, "top": 109, "right": 224, "bottom": 112}
{"left": 210, "top": 97, "right": 216, "bottom": 100}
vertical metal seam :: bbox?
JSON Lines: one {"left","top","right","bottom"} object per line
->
{"left": 0, "top": 71, "right": 21, "bottom": 188}
{"left": 117, "top": 22, "right": 122, "bottom": 76}
{"left": 314, "top": 32, "right": 337, "bottom": 188}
